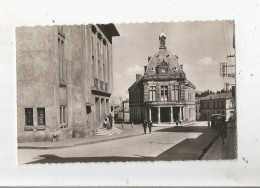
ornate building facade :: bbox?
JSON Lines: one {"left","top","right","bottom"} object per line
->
{"left": 128, "top": 33, "right": 196, "bottom": 123}
{"left": 17, "top": 24, "right": 119, "bottom": 142}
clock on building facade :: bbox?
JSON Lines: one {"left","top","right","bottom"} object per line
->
{"left": 128, "top": 32, "right": 196, "bottom": 124}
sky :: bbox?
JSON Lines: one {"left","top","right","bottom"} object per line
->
{"left": 111, "top": 21, "right": 235, "bottom": 104}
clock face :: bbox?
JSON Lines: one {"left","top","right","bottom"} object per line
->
{"left": 161, "top": 69, "right": 166, "bottom": 73}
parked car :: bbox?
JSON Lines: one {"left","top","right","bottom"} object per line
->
{"left": 211, "top": 114, "right": 225, "bottom": 128}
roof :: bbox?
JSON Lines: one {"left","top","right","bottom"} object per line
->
{"left": 201, "top": 93, "right": 234, "bottom": 100}
{"left": 128, "top": 76, "right": 144, "bottom": 91}
{"left": 96, "top": 24, "right": 120, "bottom": 44}
{"left": 185, "top": 79, "right": 196, "bottom": 89}
{"left": 146, "top": 48, "right": 184, "bottom": 77}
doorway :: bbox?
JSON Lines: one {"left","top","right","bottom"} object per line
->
{"left": 151, "top": 107, "right": 158, "bottom": 122}
{"left": 160, "top": 107, "right": 170, "bottom": 122}
{"left": 173, "top": 107, "right": 179, "bottom": 122}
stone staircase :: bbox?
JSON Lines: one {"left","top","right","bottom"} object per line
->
{"left": 95, "top": 127, "right": 123, "bottom": 136}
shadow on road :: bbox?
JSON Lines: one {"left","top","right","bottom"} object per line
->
{"left": 26, "top": 154, "right": 157, "bottom": 164}
{"left": 155, "top": 126, "right": 208, "bottom": 133}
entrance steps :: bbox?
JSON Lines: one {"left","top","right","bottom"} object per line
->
{"left": 95, "top": 127, "right": 123, "bottom": 136}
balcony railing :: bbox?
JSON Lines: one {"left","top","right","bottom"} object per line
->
{"left": 100, "top": 81, "right": 104, "bottom": 90}
{"left": 94, "top": 78, "right": 99, "bottom": 87}
{"left": 93, "top": 78, "right": 110, "bottom": 94}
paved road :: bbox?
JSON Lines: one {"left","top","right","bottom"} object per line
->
{"left": 18, "top": 121, "right": 219, "bottom": 164}
{"left": 18, "top": 131, "right": 201, "bottom": 164}
{"left": 202, "top": 127, "right": 237, "bottom": 160}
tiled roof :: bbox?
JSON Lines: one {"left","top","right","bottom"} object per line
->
{"left": 128, "top": 76, "right": 143, "bottom": 91}
{"left": 201, "top": 93, "right": 233, "bottom": 100}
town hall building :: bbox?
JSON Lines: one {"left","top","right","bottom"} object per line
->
{"left": 128, "top": 32, "right": 196, "bottom": 124}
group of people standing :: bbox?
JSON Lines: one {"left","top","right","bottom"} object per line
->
{"left": 103, "top": 114, "right": 114, "bottom": 130}
{"left": 142, "top": 120, "right": 153, "bottom": 134}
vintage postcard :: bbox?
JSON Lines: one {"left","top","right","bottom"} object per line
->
{"left": 17, "top": 21, "right": 236, "bottom": 164}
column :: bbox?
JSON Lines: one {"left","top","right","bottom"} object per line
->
{"left": 104, "top": 98, "right": 107, "bottom": 117}
{"left": 170, "top": 107, "right": 173, "bottom": 123}
{"left": 178, "top": 107, "right": 181, "bottom": 121}
{"left": 183, "top": 106, "right": 186, "bottom": 121}
{"left": 99, "top": 97, "right": 102, "bottom": 127}
{"left": 180, "top": 106, "right": 183, "bottom": 120}
{"left": 157, "top": 107, "right": 161, "bottom": 123}
{"left": 149, "top": 107, "right": 151, "bottom": 121}
{"left": 33, "top": 108, "right": 37, "bottom": 130}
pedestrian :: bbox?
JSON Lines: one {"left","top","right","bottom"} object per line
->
{"left": 208, "top": 120, "right": 211, "bottom": 129}
{"left": 148, "top": 119, "right": 153, "bottom": 134}
{"left": 108, "top": 113, "right": 114, "bottom": 129}
{"left": 220, "top": 121, "right": 227, "bottom": 144}
{"left": 121, "top": 120, "right": 124, "bottom": 128}
{"left": 131, "top": 122, "right": 134, "bottom": 129}
{"left": 176, "top": 120, "right": 179, "bottom": 126}
{"left": 143, "top": 120, "right": 147, "bottom": 134}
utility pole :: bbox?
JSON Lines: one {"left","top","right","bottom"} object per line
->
{"left": 219, "top": 60, "right": 235, "bottom": 78}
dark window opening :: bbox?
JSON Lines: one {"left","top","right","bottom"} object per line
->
{"left": 86, "top": 106, "right": 91, "bottom": 114}
{"left": 25, "top": 108, "right": 33, "bottom": 126}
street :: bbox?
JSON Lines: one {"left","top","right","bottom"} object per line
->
{"left": 202, "top": 127, "right": 237, "bottom": 160}
{"left": 18, "top": 121, "right": 226, "bottom": 164}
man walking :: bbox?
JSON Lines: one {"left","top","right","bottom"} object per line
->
{"left": 220, "top": 121, "right": 227, "bottom": 144}
{"left": 148, "top": 120, "right": 153, "bottom": 134}
{"left": 143, "top": 120, "right": 147, "bottom": 134}
{"left": 108, "top": 113, "right": 114, "bottom": 129}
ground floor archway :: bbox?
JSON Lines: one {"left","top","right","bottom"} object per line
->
{"left": 148, "top": 106, "right": 184, "bottom": 123}
{"left": 160, "top": 107, "right": 170, "bottom": 122}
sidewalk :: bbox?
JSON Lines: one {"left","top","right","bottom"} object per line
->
{"left": 18, "top": 124, "right": 142, "bottom": 149}
{"left": 18, "top": 121, "right": 206, "bottom": 150}
{"left": 155, "top": 126, "right": 222, "bottom": 160}
{"left": 202, "top": 127, "right": 237, "bottom": 160}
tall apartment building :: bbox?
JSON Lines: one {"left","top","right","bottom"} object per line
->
{"left": 16, "top": 24, "right": 119, "bottom": 142}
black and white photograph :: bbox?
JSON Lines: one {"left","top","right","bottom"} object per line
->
{"left": 1, "top": 0, "right": 260, "bottom": 186}
{"left": 17, "top": 21, "right": 237, "bottom": 164}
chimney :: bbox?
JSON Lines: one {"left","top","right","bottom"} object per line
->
{"left": 136, "top": 74, "right": 142, "bottom": 82}
{"left": 144, "top": 66, "right": 147, "bottom": 74}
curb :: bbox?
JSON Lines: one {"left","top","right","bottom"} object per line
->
{"left": 197, "top": 128, "right": 222, "bottom": 160}
{"left": 18, "top": 132, "right": 144, "bottom": 150}
{"left": 152, "top": 122, "right": 196, "bottom": 127}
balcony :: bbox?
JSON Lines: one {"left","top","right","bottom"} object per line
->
{"left": 146, "top": 100, "right": 184, "bottom": 105}
{"left": 94, "top": 78, "right": 99, "bottom": 88}
{"left": 92, "top": 78, "right": 111, "bottom": 97}
{"left": 100, "top": 81, "right": 104, "bottom": 90}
